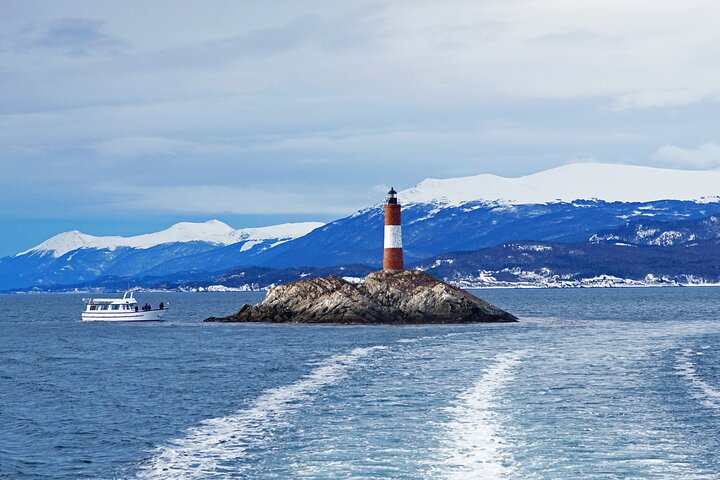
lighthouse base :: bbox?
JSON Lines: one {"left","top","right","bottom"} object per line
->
{"left": 383, "top": 248, "right": 404, "bottom": 271}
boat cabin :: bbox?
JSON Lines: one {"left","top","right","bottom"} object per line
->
{"left": 83, "top": 291, "right": 138, "bottom": 311}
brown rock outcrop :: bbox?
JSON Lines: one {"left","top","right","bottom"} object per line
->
{"left": 205, "top": 270, "right": 516, "bottom": 324}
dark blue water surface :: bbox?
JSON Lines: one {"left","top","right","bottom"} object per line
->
{"left": 1, "top": 288, "right": 720, "bottom": 479}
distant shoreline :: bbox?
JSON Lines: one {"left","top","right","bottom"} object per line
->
{"left": 5, "top": 282, "right": 720, "bottom": 294}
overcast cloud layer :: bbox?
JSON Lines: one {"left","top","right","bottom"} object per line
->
{"left": 1, "top": 0, "right": 720, "bottom": 255}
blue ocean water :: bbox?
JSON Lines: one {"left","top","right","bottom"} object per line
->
{"left": 1, "top": 288, "right": 720, "bottom": 479}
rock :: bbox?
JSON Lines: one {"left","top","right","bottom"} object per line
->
{"left": 204, "top": 270, "right": 517, "bottom": 324}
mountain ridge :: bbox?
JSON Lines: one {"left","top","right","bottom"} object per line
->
{"left": 6, "top": 162, "right": 720, "bottom": 291}
{"left": 401, "top": 163, "right": 720, "bottom": 205}
{"left": 19, "top": 220, "right": 324, "bottom": 258}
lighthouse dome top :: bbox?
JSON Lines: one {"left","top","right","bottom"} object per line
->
{"left": 387, "top": 187, "right": 397, "bottom": 195}
{"left": 386, "top": 187, "right": 398, "bottom": 204}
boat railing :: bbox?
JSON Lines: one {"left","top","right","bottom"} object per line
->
{"left": 139, "top": 304, "right": 169, "bottom": 312}
{"left": 82, "top": 298, "right": 119, "bottom": 305}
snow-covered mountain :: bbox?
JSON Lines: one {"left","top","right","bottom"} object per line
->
{"left": 0, "top": 221, "right": 323, "bottom": 291}
{"left": 401, "top": 163, "right": 720, "bottom": 205}
{"left": 19, "top": 220, "right": 323, "bottom": 258}
{"left": 254, "top": 163, "right": 720, "bottom": 268}
{"left": 6, "top": 162, "right": 720, "bottom": 291}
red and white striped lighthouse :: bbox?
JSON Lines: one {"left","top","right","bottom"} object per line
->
{"left": 383, "top": 187, "right": 403, "bottom": 271}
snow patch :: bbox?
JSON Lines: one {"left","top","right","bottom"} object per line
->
{"left": 341, "top": 276, "right": 364, "bottom": 284}
{"left": 400, "top": 163, "right": 720, "bottom": 206}
{"left": 204, "top": 284, "right": 259, "bottom": 292}
{"left": 510, "top": 244, "right": 552, "bottom": 252}
{"left": 238, "top": 240, "right": 264, "bottom": 252}
{"left": 448, "top": 270, "right": 720, "bottom": 289}
{"left": 416, "top": 259, "right": 455, "bottom": 271}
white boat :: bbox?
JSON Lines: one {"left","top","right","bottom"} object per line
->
{"left": 81, "top": 291, "right": 168, "bottom": 322}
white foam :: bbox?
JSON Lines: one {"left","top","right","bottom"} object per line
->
{"left": 136, "top": 346, "right": 385, "bottom": 479}
{"left": 675, "top": 349, "right": 720, "bottom": 411}
{"left": 436, "top": 351, "right": 524, "bottom": 480}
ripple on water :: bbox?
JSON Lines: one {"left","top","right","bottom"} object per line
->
{"left": 135, "top": 346, "right": 386, "bottom": 479}
{"left": 675, "top": 349, "right": 720, "bottom": 412}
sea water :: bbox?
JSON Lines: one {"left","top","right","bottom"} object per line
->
{"left": 1, "top": 288, "right": 719, "bottom": 479}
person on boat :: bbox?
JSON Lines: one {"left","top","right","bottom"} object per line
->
{"left": 135, "top": 305, "right": 139, "bottom": 312}
{"left": 159, "top": 302, "right": 164, "bottom": 310}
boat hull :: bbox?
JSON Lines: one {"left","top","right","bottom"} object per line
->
{"left": 81, "top": 309, "right": 167, "bottom": 322}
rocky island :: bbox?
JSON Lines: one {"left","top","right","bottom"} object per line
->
{"left": 204, "top": 270, "right": 517, "bottom": 324}
{"left": 206, "top": 189, "right": 516, "bottom": 325}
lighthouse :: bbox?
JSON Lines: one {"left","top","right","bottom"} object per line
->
{"left": 383, "top": 187, "right": 403, "bottom": 271}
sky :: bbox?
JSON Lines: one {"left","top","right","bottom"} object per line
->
{"left": 1, "top": 0, "right": 720, "bottom": 256}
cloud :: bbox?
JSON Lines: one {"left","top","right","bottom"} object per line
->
{"left": 91, "top": 136, "right": 243, "bottom": 158}
{"left": 19, "top": 18, "right": 122, "bottom": 56}
{"left": 92, "top": 136, "right": 188, "bottom": 158}
{"left": 2, "top": 0, "right": 720, "bottom": 254}
{"left": 98, "top": 184, "right": 361, "bottom": 215}
{"left": 535, "top": 28, "right": 617, "bottom": 45}
{"left": 652, "top": 142, "right": 720, "bottom": 169}
{"left": 612, "top": 90, "right": 709, "bottom": 111}
{"left": 4, "top": 2, "right": 720, "bottom": 115}
{"left": 139, "top": 6, "right": 384, "bottom": 70}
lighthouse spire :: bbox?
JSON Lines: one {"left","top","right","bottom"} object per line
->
{"left": 383, "top": 187, "right": 403, "bottom": 271}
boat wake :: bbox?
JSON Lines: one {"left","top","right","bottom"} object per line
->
{"left": 676, "top": 349, "right": 720, "bottom": 412}
{"left": 135, "top": 345, "right": 385, "bottom": 479}
{"left": 435, "top": 350, "right": 525, "bottom": 480}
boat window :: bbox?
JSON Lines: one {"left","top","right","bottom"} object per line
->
{"left": 112, "top": 305, "right": 120, "bottom": 310}
{"left": 89, "top": 305, "right": 97, "bottom": 310}
{"left": 100, "top": 305, "right": 108, "bottom": 310}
